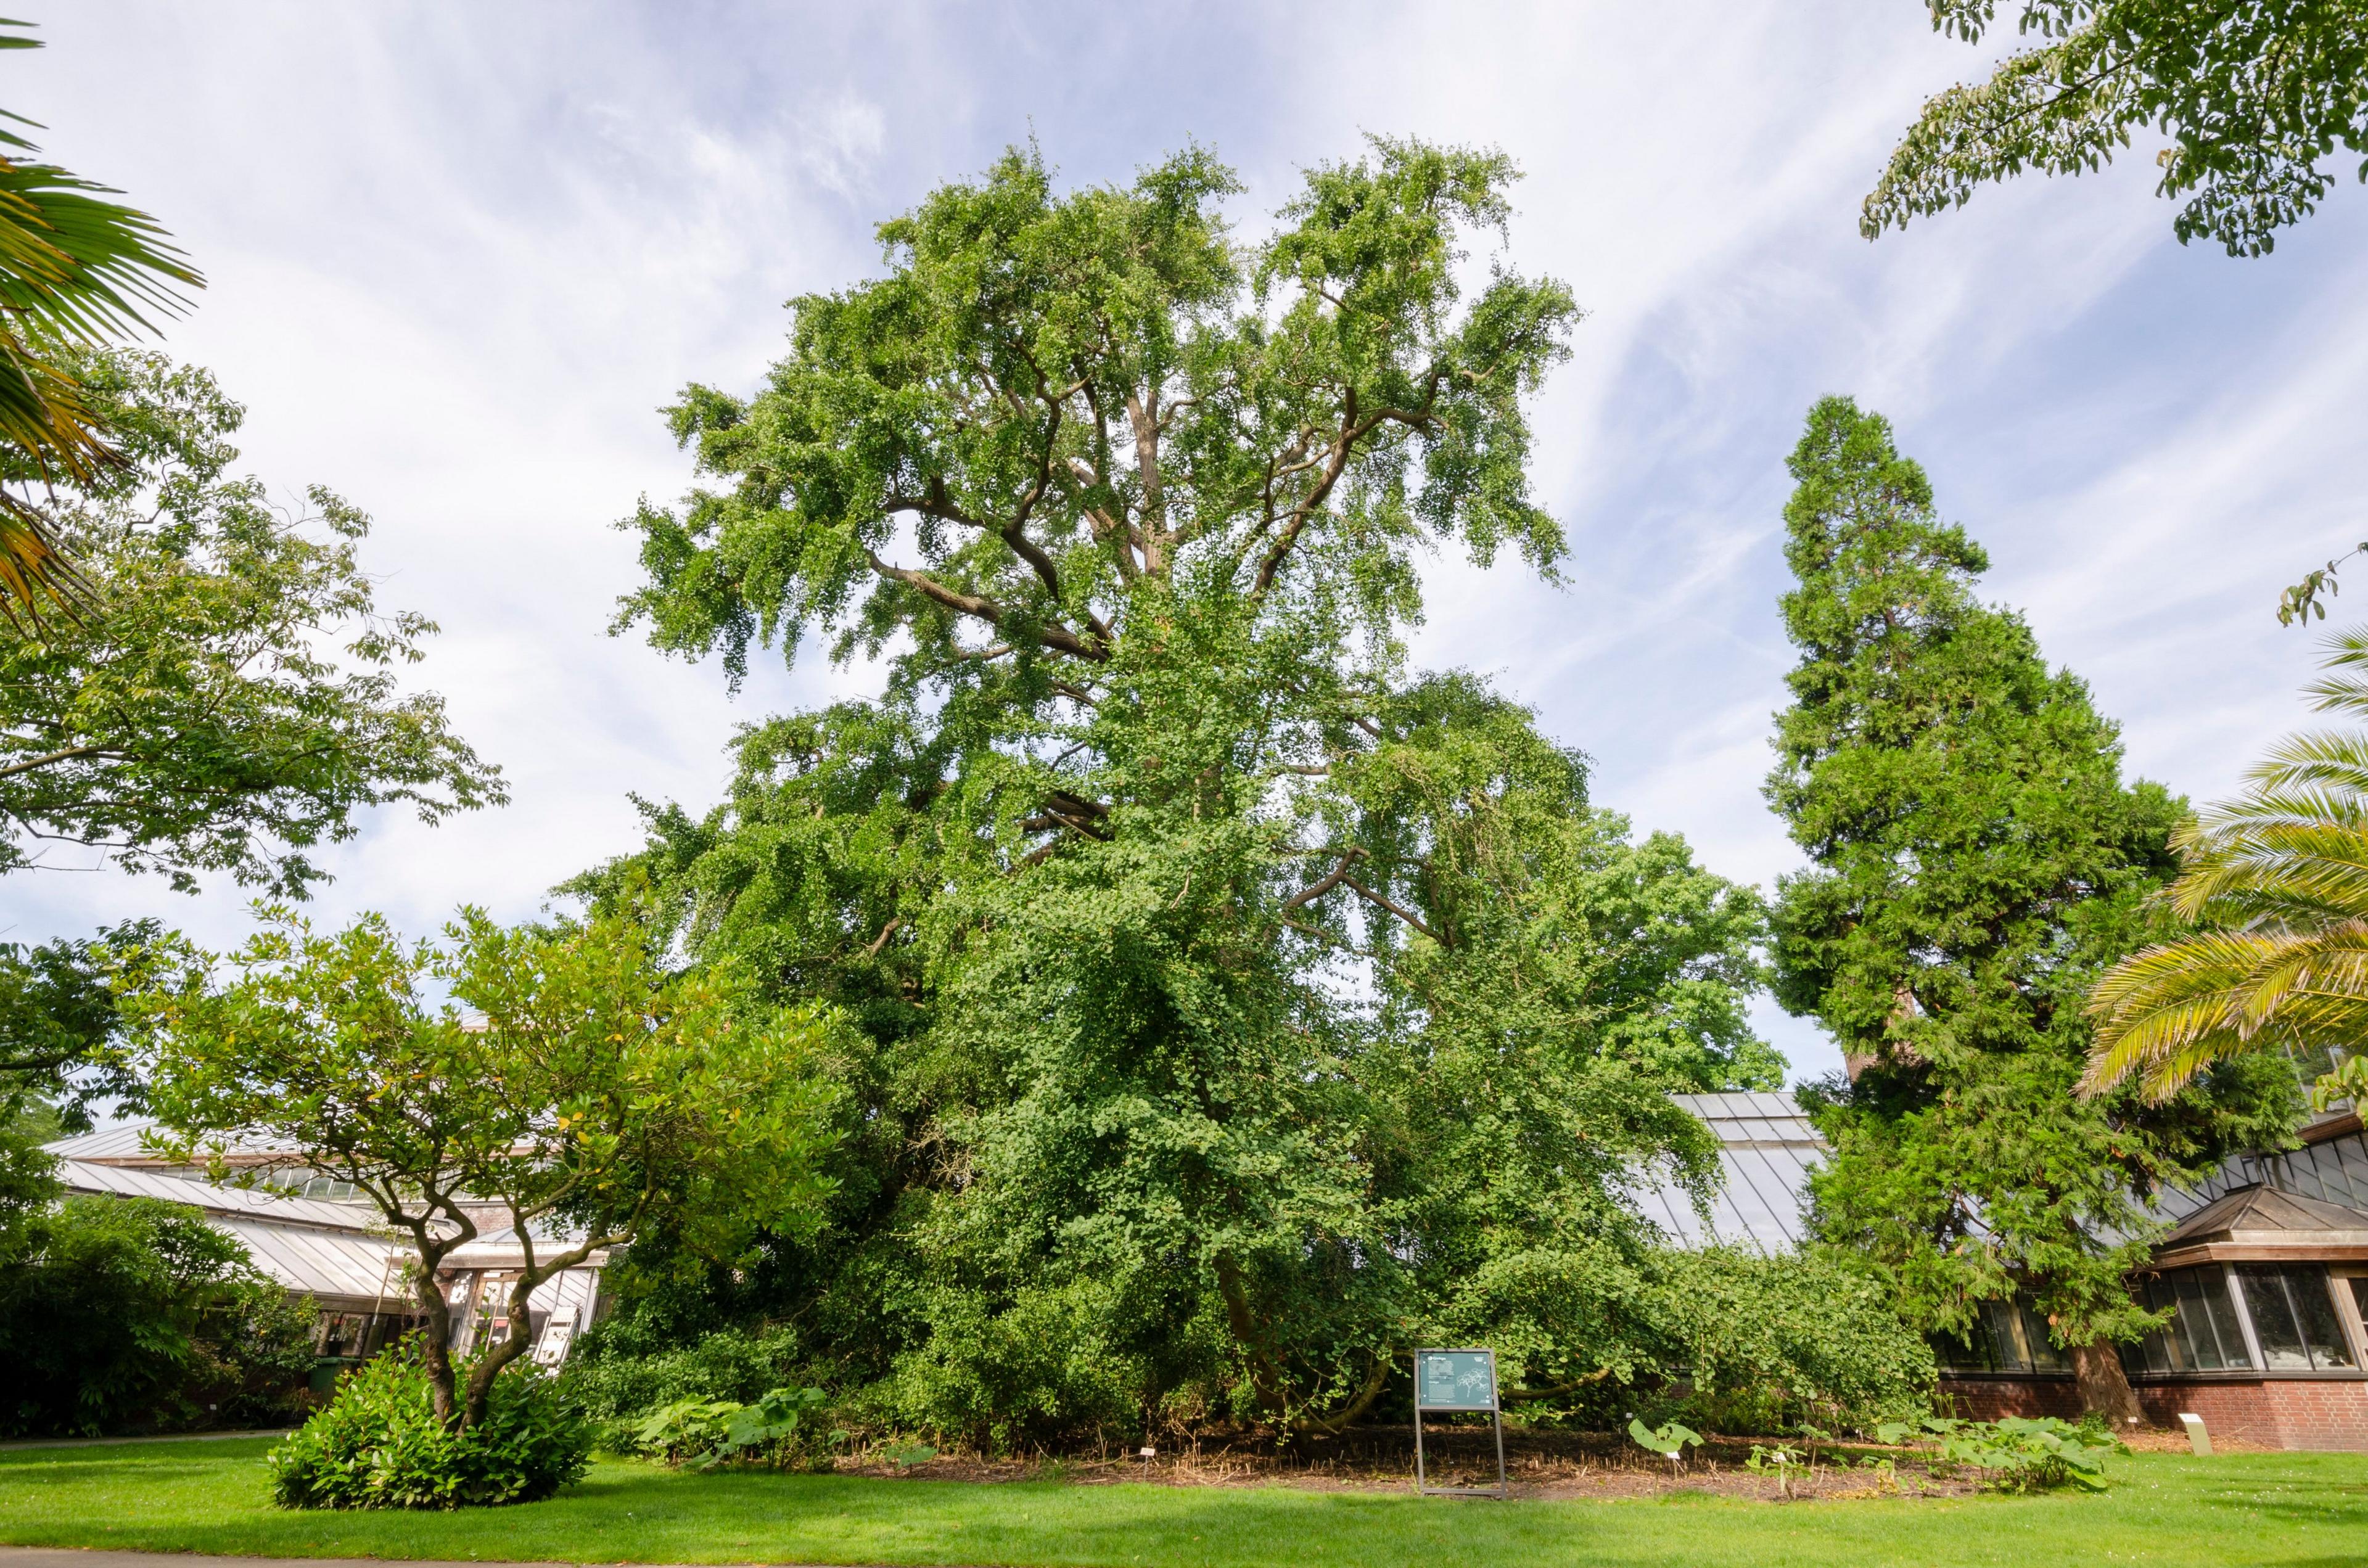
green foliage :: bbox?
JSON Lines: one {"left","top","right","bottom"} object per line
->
{"left": 1743, "top": 1439, "right": 1806, "bottom": 1495}
{"left": 125, "top": 902, "right": 842, "bottom": 1431}
{"left": 561, "top": 1323, "right": 805, "bottom": 1422}
{"left": 2089, "top": 626, "right": 2368, "bottom": 1102}
{"left": 585, "top": 137, "right": 1778, "bottom": 1447}
{"left": 1867, "top": 2, "right": 2368, "bottom": 256}
{"left": 0, "top": 1194, "right": 314, "bottom": 1437}
{"left": 0, "top": 18, "right": 204, "bottom": 622}
{"left": 621, "top": 1397, "right": 741, "bottom": 1463}
{"left": 1897, "top": 1414, "right": 2120, "bottom": 1493}
{"left": 1640, "top": 1247, "right": 1937, "bottom": 1433}
{"left": 268, "top": 1347, "right": 591, "bottom": 1510}
{"left": 1766, "top": 396, "right": 2294, "bottom": 1374}
{"left": 0, "top": 347, "right": 503, "bottom": 895}
{"left": 0, "top": 921, "right": 159, "bottom": 1137}
{"left": 2276, "top": 542, "right": 2368, "bottom": 628}
{"left": 1626, "top": 1416, "right": 1701, "bottom": 1464}
{"left": 619, "top": 1385, "right": 845, "bottom": 1471}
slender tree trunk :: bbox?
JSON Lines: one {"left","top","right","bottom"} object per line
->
{"left": 2071, "top": 1337, "right": 2143, "bottom": 1426}
{"left": 409, "top": 1258, "right": 462, "bottom": 1427}
{"left": 459, "top": 1275, "right": 538, "bottom": 1428}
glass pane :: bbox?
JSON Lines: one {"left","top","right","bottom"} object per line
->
{"left": 1986, "top": 1298, "right": 2031, "bottom": 1373}
{"left": 2171, "top": 1274, "right": 2227, "bottom": 1369}
{"left": 2205, "top": 1270, "right": 2258, "bottom": 1368}
{"left": 1932, "top": 1328, "right": 1991, "bottom": 1373}
{"left": 2238, "top": 1265, "right": 2315, "bottom": 1370}
{"left": 2352, "top": 1276, "right": 2368, "bottom": 1324}
{"left": 2289, "top": 1268, "right": 2356, "bottom": 1369}
{"left": 2019, "top": 1300, "right": 2069, "bottom": 1372}
{"left": 2133, "top": 1276, "right": 2169, "bottom": 1373}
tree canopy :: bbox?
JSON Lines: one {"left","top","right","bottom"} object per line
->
{"left": 0, "top": 348, "right": 504, "bottom": 896}
{"left": 126, "top": 903, "right": 842, "bottom": 1430}
{"left": 1765, "top": 395, "right": 2294, "bottom": 1418}
{"left": 1865, "top": 1, "right": 2368, "bottom": 256}
{"left": 585, "top": 140, "right": 1804, "bottom": 1440}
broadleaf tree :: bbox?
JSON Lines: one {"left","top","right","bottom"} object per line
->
{"left": 1866, "top": 1, "right": 2368, "bottom": 257}
{"left": 0, "top": 347, "right": 504, "bottom": 1192}
{"left": 582, "top": 140, "right": 1799, "bottom": 1440}
{"left": 1766, "top": 396, "right": 2294, "bottom": 1419}
{"left": 125, "top": 903, "right": 842, "bottom": 1431}
{"left": 0, "top": 347, "right": 504, "bottom": 897}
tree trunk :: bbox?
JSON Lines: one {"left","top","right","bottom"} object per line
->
{"left": 409, "top": 1259, "right": 462, "bottom": 1428}
{"left": 460, "top": 1276, "right": 536, "bottom": 1429}
{"left": 2070, "top": 1336, "right": 2143, "bottom": 1426}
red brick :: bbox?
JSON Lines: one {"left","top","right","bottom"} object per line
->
{"left": 1942, "top": 1375, "right": 2368, "bottom": 1451}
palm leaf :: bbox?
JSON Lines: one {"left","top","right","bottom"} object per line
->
{"left": 2090, "top": 638, "right": 2368, "bottom": 1101}
{"left": 0, "top": 15, "right": 201, "bottom": 622}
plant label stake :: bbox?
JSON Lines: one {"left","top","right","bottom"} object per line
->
{"left": 1413, "top": 1348, "right": 1507, "bottom": 1498}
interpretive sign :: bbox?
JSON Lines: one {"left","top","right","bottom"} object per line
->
{"left": 1416, "top": 1350, "right": 1498, "bottom": 1412}
{"left": 1411, "top": 1347, "right": 1507, "bottom": 1498}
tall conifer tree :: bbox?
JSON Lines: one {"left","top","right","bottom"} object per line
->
{"left": 1765, "top": 397, "right": 2293, "bottom": 1418}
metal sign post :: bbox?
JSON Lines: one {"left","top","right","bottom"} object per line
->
{"left": 1412, "top": 1347, "right": 1507, "bottom": 1498}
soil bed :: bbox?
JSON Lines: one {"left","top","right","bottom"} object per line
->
{"left": 818, "top": 1426, "right": 2155, "bottom": 1501}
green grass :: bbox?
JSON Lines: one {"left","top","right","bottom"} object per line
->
{"left": 1, "top": 1438, "right": 2364, "bottom": 1568}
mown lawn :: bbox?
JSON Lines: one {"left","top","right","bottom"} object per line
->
{"left": 1, "top": 1437, "right": 2363, "bottom": 1568}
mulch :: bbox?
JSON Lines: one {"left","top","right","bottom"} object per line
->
{"left": 816, "top": 1424, "right": 2229, "bottom": 1501}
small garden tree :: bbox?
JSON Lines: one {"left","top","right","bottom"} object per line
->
{"left": 125, "top": 903, "right": 841, "bottom": 1430}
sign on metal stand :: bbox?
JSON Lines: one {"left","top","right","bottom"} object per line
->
{"left": 1413, "top": 1347, "right": 1507, "bottom": 1498}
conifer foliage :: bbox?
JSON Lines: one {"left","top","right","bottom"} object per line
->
{"left": 1765, "top": 397, "right": 2292, "bottom": 1417}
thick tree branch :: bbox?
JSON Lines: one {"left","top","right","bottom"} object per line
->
{"left": 861, "top": 547, "right": 1103, "bottom": 661}
{"left": 0, "top": 743, "right": 112, "bottom": 780}
{"left": 1283, "top": 847, "right": 1367, "bottom": 913}
{"left": 1339, "top": 872, "right": 1444, "bottom": 945}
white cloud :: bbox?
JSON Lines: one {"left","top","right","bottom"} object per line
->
{"left": 797, "top": 89, "right": 888, "bottom": 198}
{"left": 12, "top": 1, "right": 2367, "bottom": 1088}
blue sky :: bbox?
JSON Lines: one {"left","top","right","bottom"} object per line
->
{"left": 14, "top": 2, "right": 2368, "bottom": 1083}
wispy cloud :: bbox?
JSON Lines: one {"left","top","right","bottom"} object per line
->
{"left": 14, "top": 1, "right": 2366, "bottom": 1084}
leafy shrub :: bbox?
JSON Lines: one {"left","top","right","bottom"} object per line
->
{"left": 879, "top": 1277, "right": 1149, "bottom": 1450}
{"left": 560, "top": 1323, "right": 804, "bottom": 1422}
{"left": 621, "top": 1385, "right": 845, "bottom": 1471}
{"left": 1887, "top": 1415, "right": 2120, "bottom": 1493}
{"left": 0, "top": 1194, "right": 317, "bottom": 1437}
{"left": 1642, "top": 1246, "right": 1937, "bottom": 1433}
{"left": 268, "top": 1344, "right": 592, "bottom": 1509}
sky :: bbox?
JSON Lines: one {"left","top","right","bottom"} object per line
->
{"left": 10, "top": 1, "right": 2368, "bottom": 1085}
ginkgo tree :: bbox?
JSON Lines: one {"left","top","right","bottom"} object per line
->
{"left": 123, "top": 903, "right": 842, "bottom": 1431}
{"left": 581, "top": 138, "right": 1804, "bottom": 1440}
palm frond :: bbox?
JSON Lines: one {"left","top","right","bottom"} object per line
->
{"left": 0, "top": 17, "right": 201, "bottom": 620}
{"left": 2090, "top": 708, "right": 2368, "bottom": 1098}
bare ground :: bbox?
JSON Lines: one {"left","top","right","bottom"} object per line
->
{"left": 820, "top": 1422, "right": 2245, "bottom": 1501}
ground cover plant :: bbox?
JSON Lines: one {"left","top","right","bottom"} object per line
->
{"left": 4, "top": 1434, "right": 2365, "bottom": 1568}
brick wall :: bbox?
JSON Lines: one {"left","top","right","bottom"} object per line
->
{"left": 1942, "top": 1374, "right": 2368, "bottom": 1451}
{"left": 1942, "top": 1378, "right": 2086, "bottom": 1424}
